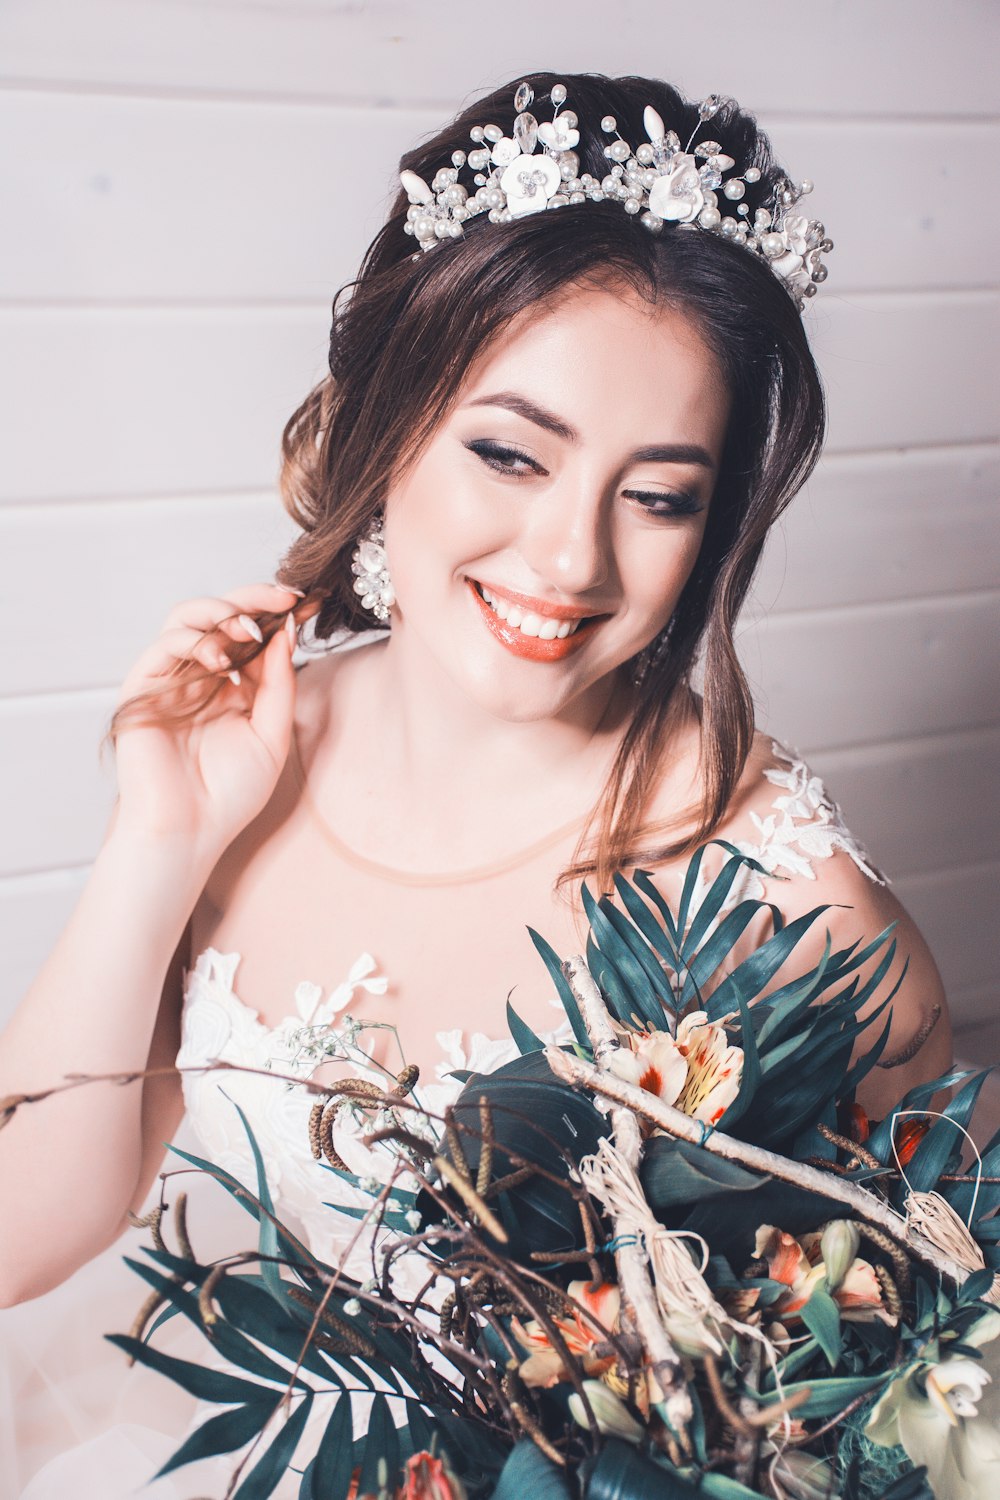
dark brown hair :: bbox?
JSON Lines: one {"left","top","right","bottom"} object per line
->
{"left": 110, "top": 71, "right": 825, "bottom": 894}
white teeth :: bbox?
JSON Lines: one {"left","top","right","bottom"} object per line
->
{"left": 477, "top": 583, "right": 587, "bottom": 640}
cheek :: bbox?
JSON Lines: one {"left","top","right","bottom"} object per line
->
{"left": 387, "top": 456, "right": 513, "bottom": 576}
{"left": 623, "top": 523, "right": 707, "bottom": 617}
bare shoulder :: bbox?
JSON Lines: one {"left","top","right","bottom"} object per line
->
{"left": 724, "top": 733, "right": 953, "bottom": 1117}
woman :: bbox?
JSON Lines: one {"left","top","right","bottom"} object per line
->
{"left": 0, "top": 71, "right": 951, "bottom": 1494}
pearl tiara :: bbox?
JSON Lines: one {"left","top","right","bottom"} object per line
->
{"left": 400, "top": 81, "right": 832, "bottom": 310}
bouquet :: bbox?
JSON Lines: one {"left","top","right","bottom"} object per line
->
{"left": 103, "top": 845, "right": 1000, "bottom": 1499}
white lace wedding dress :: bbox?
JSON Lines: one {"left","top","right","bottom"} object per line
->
{"left": 4, "top": 715, "right": 880, "bottom": 1497}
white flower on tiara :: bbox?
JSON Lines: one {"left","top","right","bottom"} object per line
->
{"left": 768, "top": 213, "right": 815, "bottom": 293}
{"left": 490, "top": 136, "right": 521, "bottom": 167}
{"left": 647, "top": 153, "right": 705, "bottom": 223}
{"left": 538, "top": 116, "right": 580, "bottom": 152}
{"left": 499, "top": 152, "right": 562, "bottom": 216}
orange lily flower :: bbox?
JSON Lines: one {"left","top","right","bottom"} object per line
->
{"left": 753, "top": 1224, "right": 897, "bottom": 1326}
{"left": 513, "top": 1278, "right": 621, "bottom": 1388}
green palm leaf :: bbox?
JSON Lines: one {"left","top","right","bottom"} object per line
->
{"left": 233, "top": 1390, "right": 313, "bottom": 1499}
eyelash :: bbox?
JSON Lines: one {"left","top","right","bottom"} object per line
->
{"left": 464, "top": 439, "right": 705, "bottom": 519}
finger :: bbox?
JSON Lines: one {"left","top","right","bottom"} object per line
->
{"left": 247, "top": 620, "right": 297, "bottom": 767}
{"left": 123, "top": 627, "right": 237, "bottom": 692}
{"left": 161, "top": 583, "right": 303, "bottom": 633}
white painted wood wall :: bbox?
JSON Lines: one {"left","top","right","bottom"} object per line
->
{"left": 1, "top": 0, "right": 998, "bottom": 1052}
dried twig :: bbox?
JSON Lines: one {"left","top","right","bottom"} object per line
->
{"left": 562, "top": 955, "right": 692, "bottom": 1440}
{"left": 545, "top": 1045, "right": 971, "bottom": 1287}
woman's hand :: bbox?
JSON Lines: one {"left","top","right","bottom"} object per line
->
{"left": 111, "top": 582, "right": 308, "bottom": 863}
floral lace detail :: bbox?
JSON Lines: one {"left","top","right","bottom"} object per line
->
{"left": 176, "top": 947, "right": 573, "bottom": 1285}
{"left": 741, "top": 743, "right": 885, "bottom": 886}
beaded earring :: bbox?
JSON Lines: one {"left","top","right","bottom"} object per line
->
{"left": 631, "top": 616, "right": 675, "bottom": 689}
{"left": 350, "top": 510, "right": 395, "bottom": 623}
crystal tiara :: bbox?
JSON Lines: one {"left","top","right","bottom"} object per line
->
{"left": 400, "top": 80, "right": 831, "bottom": 310}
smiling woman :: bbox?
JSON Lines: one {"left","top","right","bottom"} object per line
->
{"left": 382, "top": 287, "right": 725, "bottom": 714}
{"left": 0, "top": 68, "right": 952, "bottom": 1498}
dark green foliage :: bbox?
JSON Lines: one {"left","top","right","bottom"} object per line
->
{"left": 445, "top": 1049, "right": 611, "bottom": 1262}
{"left": 584, "top": 1439, "right": 700, "bottom": 1498}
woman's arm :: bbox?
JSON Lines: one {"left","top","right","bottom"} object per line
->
{"left": 0, "top": 582, "right": 301, "bottom": 1305}
{"left": 0, "top": 815, "right": 212, "bottom": 1305}
{"left": 793, "top": 857, "right": 953, "bottom": 1122}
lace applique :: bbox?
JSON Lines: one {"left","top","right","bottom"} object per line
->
{"left": 741, "top": 743, "right": 885, "bottom": 885}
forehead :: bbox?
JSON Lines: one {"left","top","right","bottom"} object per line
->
{"left": 455, "top": 281, "right": 728, "bottom": 440}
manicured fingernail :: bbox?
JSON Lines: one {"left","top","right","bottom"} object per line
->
{"left": 276, "top": 582, "right": 306, "bottom": 597}
{"left": 227, "top": 669, "right": 241, "bottom": 685}
{"left": 285, "top": 613, "right": 297, "bottom": 643}
{"left": 238, "top": 613, "right": 263, "bottom": 643}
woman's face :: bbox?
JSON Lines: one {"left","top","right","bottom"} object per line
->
{"left": 382, "top": 279, "right": 730, "bottom": 722}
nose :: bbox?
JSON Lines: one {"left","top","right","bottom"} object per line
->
{"left": 517, "top": 475, "right": 613, "bottom": 600}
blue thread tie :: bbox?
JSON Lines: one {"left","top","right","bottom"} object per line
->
{"left": 603, "top": 1234, "right": 639, "bottom": 1254}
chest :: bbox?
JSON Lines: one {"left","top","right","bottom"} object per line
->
{"left": 187, "top": 773, "right": 638, "bottom": 1082}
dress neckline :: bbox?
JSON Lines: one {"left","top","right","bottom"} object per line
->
{"left": 288, "top": 719, "right": 590, "bottom": 889}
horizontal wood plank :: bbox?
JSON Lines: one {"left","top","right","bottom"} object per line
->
{"left": 0, "top": 493, "right": 299, "bottom": 695}
{"left": 0, "top": 306, "right": 328, "bottom": 502}
{"left": 808, "top": 727, "right": 1000, "bottom": 880}
{"left": 754, "top": 445, "right": 1000, "bottom": 614}
{"left": 802, "top": 291, "right": 999, "bottom": 453}
{"left": 0, "top": 0, "right": 994, "bottom": 116}
{"left": 745, "top": 591, "right": 1000, "bottom": 751}
{"left": 0, "top": 691, "right": 118, "bottom": 873}
{"left": 2, "top": 294, "right": 994, "bottom": 503}
{"left": 0, "top": 867, "right": 87, "bottom": 1019}
{"left": 893, "top": 861, "right": 1000, "bottom": 1003}
{"left": 1, "top": 94, "right": 993, "bottom": 301}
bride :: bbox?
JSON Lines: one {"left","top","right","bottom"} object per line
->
{"left": 0, "top": 69, "right": 951, "bottom": 1495}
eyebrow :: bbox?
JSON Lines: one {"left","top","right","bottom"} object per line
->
{"left": 463, "top": 390, "right": 717, "bottom": 470}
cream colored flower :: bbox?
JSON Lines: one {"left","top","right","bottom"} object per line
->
{"left": 610, "top": 1011, "right": 742, "bottom": 1127}
{"left": 513, "top": 1279, "right": 620, "bottom": 1388}
{"left": 499, "top": 152, "right": 562, "bottom": 216}
{"left": 673, "top": 1011, "right": 743, "bottom": 1124}
{"left": 567, "top": 1380, "right": 643, "bottom": 1442}
{"left": 867, "top": 1320, "right": 1000, "bottom": 1500}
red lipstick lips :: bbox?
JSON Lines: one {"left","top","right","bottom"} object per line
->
{"left": 466, "top": 578, "right": 604, "bottom": 662}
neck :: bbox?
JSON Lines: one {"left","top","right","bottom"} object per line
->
{"left": 364, "top": 620, "right": 634, "bottom": 816}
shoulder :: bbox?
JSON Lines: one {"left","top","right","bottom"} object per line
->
{"left": 291, "top": 629, "right": 389, "bottom": 764}
{"left": 719, "top": 732, "right": 885, "bottom": 887}
{"left": 642, "top": 727, "right": 952, "bottom": 1117}
{"left": 720, "top": 735, "right": 952, "bottom": 1116}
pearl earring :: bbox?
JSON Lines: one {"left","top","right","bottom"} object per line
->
{"left": 350, "top": 510, "right": 395, "bottom": 623}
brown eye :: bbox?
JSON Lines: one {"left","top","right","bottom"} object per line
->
{"left": 465, "top": 440, "right": 544, "bottom": 476}
{"left": 624, "top": 489, "right": 704, "bottom": 518}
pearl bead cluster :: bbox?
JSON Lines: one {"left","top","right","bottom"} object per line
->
{"left": 399, "top": 82, "right": 832, "bottom": 311}
{"left": 350, "top": 512, "right": 395, "bottom": 622}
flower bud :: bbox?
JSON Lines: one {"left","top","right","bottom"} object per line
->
{"left": 820, "top": 1219, "right": 860, "bottom": 1292}
{"left": 567, "top": 1380, "right": 644, "bottom": 1443}
{"left": 771, "top": 1450, "right": 841, "bottom": 1500}
{"left": 663, "top": 1312, "right": 723, "bottom": 1359}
